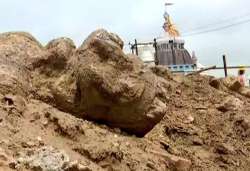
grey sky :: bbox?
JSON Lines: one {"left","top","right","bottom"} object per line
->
{"left": 0, "top": 0, "right": 250, "bottom": 73}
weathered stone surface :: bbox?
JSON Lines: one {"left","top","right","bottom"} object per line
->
{"left": 223, "top": 76, "right": 242, "bottom": 91}
{"left": 0, "top": 61, "right": 31, "bottom": 96}
{"left": 215, "top": 143, "right": 235, "bottom": 155}
{"left": 235, "top": 115, "right": 250, "bottom": 137}
{"left": 209, "top": 78, "right": 221, "bottom": 89}
{"left": 151, "top": 151, "right": 192, "bottom": 171}
{"left": 65, "top": 161, "right": 93, "bottom": 171}
{"left": 67, "top": 29, "right": 170, "bottom": 136}
{"left": 51, "top": 73, "right": 77, "bottom": 112}
{"left": 17, "top": 146, "right": 70, "bottom": 171}
{"left": 0, "top": 148, "right": 14, "bottom": 169}
{"left": 79, "top": 29, "right": 124, "bottom": 51}
{"left": 150, "top": 65, "right": 173, "bottom": 80}
{"left": 239, "top": 87, "right": 250, "bottom": 98}
{"left": 3, "top": 94, "right": 26, "bottom": 113}
{"left": 222, "top": 76, "right": 250, "bottom": 98}
{"left": 36, "top": 38, "right": 76, "bottom": 72}
{"left": 0, "top": 148, "right": 9, "bottom": 165}
{"left": 0, "top": 32, "right": 44, "bottom": 67}
{"left": 0, "top": 30, "right": 171, "bottom": 136}
{"left": 31, "top": 38, "right": 76, "bottom": 104}
{"left": 229, "top": 81, "right": 242, "bottom": 91}
{"left": 31, "top": 37, "right": 75, "bottom": 76}
{"left": 46, "top": 37, "right": 76, "bottom": 59}
{"left": 0, "top": 32, "right": 43, "bottom": 96}
{"left": 217, "top": 96, "right": 243, "bottom": 112}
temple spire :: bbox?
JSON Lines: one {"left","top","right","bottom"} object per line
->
{"left": 163, "top": 1, "right": 180, "bottom": 37}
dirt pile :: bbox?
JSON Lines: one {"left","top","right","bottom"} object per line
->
{"left": 0, "top": 29, "right": 250, "bottom": 171}
{"left": 147, "top": 74, "right": 250, "bottom": 170}
{"left": 29, "top": 29, "right": 173, "bottom": 136}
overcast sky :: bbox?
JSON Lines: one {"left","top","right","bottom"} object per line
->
{"left": 0, "top": 0, "right": 250, "bottom": 75}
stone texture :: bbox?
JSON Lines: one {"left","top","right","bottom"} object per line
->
{"left": 17, "top": 146, "right": 70, "bottom": 171}
{"left": 68, "top": 29, "right": 170, "bottom": 136}
{"left": 0, "top": 29, "right": 170, "bottom": 136}
{"left": 209, "top": 78, "right": 221, "bottom": 89}
{"left": 217, "top": 96, "right": 243, "bottom": 112}
{"left": 215, "top": 143, "right": 235, "bottom": 155}
{"left": 0, "top": 32, "right": 44, "bottom": 96}
{"left": 34, "top": 37, "right": 76, "bottom": 73}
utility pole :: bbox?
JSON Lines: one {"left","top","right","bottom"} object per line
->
{"left": 223, "top": 55, "right": 228, "bottom": 77}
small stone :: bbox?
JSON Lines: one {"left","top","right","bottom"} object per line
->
{"left": 146, "top": 161, "right": 156, "bottom": 170}
{"left": 65, "top": 160, "right": 78, "bottom": 170}
{"left": 65, "top": 161, "right": 92, "bottom": 171}
{"left": 166, "top": 147, "right": 180, "bottom": 155}
{"left": 17, "top": 157, "right": 25, "bottom": 163}
{"left": 197, "top": 109, "right": 206, "bottom": 115}
{"left": 192, "top": 137, "right": 203, "bottom": 146}
{"left": 0, "top": 139, "right": 9, "bottom": 145}
{"left": 10, "top": 128, "right": 19, "bottom": 134}
{"left": 0, "top": 148, "right": 15, "bottom": 168}
{"left": 151, "top": 151, "right": 191, "bottom": 171}
{"left": 113, "top": 128, "right": 121, "bottom": 134}
{"left": 239, "top": 88, "right": 250, "bottom": 98}
{"left": 21, "top": 141, "right": 35, "bottom": 148}
{"left": 216, "top": 143, "right": 235, "bottom": 155}
{"left": 37, "top": 136, "right": 42, "bottom": 142}
{"left": 44, "top": 112, "right": 51, "bottom": 118}
{"left": 125, "top": 142, "right": 130, "bottom": 147}
{"left": 209, "top": 78, "right": 221, "bottom": 89}
{"left": 42, "top": 120, "right": 49, "bottom": 127}
{"left": 242, "top": 119, "right": 250, "bottom": 130}
{"left": 9, "top": 161, "right": 18, "bottom": 169}
{"left": 30, "top": 113, "right": 41, "bottom": 122}
{"left": 194, "top": 106, "right": 208, "bottom": 110}
{"left": 167, "top": 154, "right": 192, "bottom": 171}
{"left": 175, "top": 158, "right": 192, "bottom": 171}
{"left": 217, "top": 96, "right": 243, "bottom": 112}
{"left": 176, "top": 89, "right": 182, "bottom": 95}
{"left": 229, "top": 81, "right": 242, "bottom": 91}
{"left": 184, "top": 115, "right": 194, "bottom": 124}
{"left": 37, "top": 136, "right": 44, "bottom": 146}
{"left": 113, "top": 142, "right": 119, "bottom": 147}
{"left": 0, "top": 151, "right": 8, "bottom": 162}
{"left": 78, "top": 164, "right": 92, "bottom": 171}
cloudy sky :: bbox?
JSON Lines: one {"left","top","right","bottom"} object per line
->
{"left": 0, "top": 0, "right": 250, "bottom": 76}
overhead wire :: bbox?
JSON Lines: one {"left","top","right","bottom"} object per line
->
{"left": 182, "top": 18, "right": 250, "bottom": 37}
{"left": 181, "top": 12, "right": 250, "bottom": 34}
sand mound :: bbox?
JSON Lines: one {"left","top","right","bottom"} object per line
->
{"left": 0, "top": 30, "right": 250, "bottom": 171}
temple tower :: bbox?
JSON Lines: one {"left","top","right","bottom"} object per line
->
{"left": 155, "top": 1, "right": 197, "bottom": 72}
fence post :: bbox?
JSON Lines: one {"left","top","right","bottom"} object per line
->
{"left": 223, "top": 55, "right": 228, "bottom": 77}
{"left": 135, "top": 39, "right": 138, "bottom": 56}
